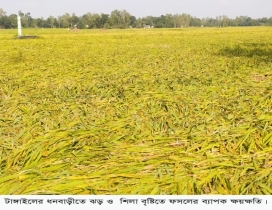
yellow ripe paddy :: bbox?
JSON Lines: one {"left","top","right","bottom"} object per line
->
{"left": 0, "top": 27, "right": 272, "bottom": 195}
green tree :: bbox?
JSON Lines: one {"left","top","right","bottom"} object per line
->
{"left": 129, "top": 15, "right": 136, "bottom": 27}
{"left": 0, "top": 8, "right": 7, "bottom": 28}
{"left": 61, "top": 13, "right": 71, "bottom": 28}
{"left": 153, "top": 15, "right": 167, "bottom": 28}
{"left": 222, "top": 15, "right": 229, "bottom": 27}
{"left": 109, "top": 10, "right": 131, "bottom": 29}
{"left": 101, "top": 13, "right": 109, "bottom": 28}
{"left": 46, "top": 16, "right": 55, "bottom": 28}
{"left": 70, "top": 13, "right": 80, "bottom": 27}
{"left": 0, "top": 8, "right": 6, "bottom": 17}
{"left": 165, "top": 14, "right": 173, "bottom": 27}
{"left": 135, "top": 18, "right": 143, "bottom": 28}
{"left": 92, "top": 13, "right": 102, "bottom": 28}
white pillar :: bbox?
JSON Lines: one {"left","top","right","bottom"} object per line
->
{"left": 17, "top": 13, "right": 22, "bottom": 37}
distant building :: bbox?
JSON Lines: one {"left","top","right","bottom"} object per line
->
{"left": 143, "top": 24, "right": 151, "bottom": 29}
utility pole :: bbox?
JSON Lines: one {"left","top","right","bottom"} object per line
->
{"left": 17, "top": 12, "right": 22, "bottom": 37}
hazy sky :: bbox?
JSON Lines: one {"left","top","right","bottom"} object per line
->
{"left": 1, "top": 0, "right": 271, "bottom": 19}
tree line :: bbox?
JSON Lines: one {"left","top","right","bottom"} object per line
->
{"left": 0, "top": 8, "right": 272, "bottom": 29}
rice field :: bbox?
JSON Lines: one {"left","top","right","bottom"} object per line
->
{"left": 0, "top": 27, "right": 272, "bottom": 195}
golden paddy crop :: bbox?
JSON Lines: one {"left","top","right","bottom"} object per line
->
{"left": 0, "top": 27, "right": 272, "bottom": 195}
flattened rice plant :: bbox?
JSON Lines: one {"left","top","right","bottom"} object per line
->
{"left": 0, "top": 27, "right": 272, "bottom": 195}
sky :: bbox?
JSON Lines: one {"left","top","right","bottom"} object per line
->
{"left": 1, "top": 0, "right": 271, "bottom": 19}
